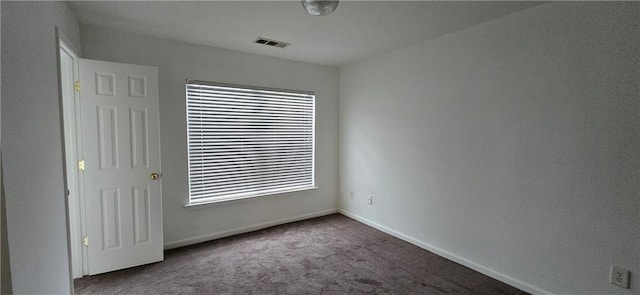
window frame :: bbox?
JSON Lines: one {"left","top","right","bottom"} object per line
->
{"left": 184, "top": 80, "right": 317, "bottom": 206}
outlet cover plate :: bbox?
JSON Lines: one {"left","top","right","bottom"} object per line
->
{"left": 610, "top": 265, "right": 630, "bottom": 289}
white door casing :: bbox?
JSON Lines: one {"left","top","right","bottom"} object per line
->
{"left": 79, "top": 59, "right": 163, "bottom": 275}
{"left": 59, "top": 40, "right": 85, "bottom": 278}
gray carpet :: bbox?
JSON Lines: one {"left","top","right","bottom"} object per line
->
{"left": 74, "top": 214, "right": 529, "bottom": 294}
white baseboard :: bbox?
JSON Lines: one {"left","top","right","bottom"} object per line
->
{"left": 338, "top": 209, "right": 550, "bottom": 295}
{"left": 164, "top": 208, "right": 338, "bottom": 250}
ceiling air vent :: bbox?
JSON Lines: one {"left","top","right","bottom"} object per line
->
{"left": 254, "top": 37, "right": 291, "bottom": 48}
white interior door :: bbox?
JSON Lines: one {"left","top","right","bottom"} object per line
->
{"left": 79, "top": 58, "right": 163, "bottom": 275}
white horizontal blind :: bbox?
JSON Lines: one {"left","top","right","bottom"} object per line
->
{"left": 186, "top": 81, "right": 315, "bottom": 204}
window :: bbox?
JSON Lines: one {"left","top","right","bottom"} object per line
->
{"left": 185, "top": 80, "right": 315, "bottom": 205}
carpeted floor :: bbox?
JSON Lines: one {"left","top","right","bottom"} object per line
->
{"left": 74, "top": 214, "right": 529, "bottom": 294}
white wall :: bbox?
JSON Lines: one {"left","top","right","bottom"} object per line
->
{"left": 1, "top": 1, "right": 81, "bottom": 293}
{"left": 80, "top": 25, "right": 339, "bottom": 248}
{"left": 339, "top": 2, "right": 639, "bottom": 295}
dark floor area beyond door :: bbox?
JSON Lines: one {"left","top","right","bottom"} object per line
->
{"left": 74, "top": 214, "right": 529, "bottom": 294}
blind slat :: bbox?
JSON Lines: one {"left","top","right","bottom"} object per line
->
{"left": 190, "top": 177, "right": 313, "bottom": 196}
{"left": 190, "top": 183, "right": 314, "bottom": 203}
{"left": 190, "top": 152, "right": 312, "bottom": 162}
{"left": 187, "top": 97, "right": 312, "bottom": 109}
{"left": 189, "top": 168, "right": 313, "bottom": 183}
{"left": 190, "top": 173, "right": 313, "bottom": 192}
{"left": 190, "top": 178, "right": 313, "bottom": 198}
{"left": 189, "top": 162, "right": 312, "bottom": 174}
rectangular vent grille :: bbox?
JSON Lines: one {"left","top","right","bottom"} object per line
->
{"left": 255, "top": 37, "right": 290, "bottom": 48}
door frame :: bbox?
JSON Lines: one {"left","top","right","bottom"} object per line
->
{"left": 59, "top": 38, "right": 89, "bottom": 278}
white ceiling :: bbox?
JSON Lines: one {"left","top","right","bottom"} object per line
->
{"left": 69, "top": 1, "right": 542, "bottom": 66}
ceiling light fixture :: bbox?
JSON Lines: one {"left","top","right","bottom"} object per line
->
{"left": 301, "top": 0, "right": 339, "bottom": 16}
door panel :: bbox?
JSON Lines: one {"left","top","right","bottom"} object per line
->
{"left": 97, "top": 107, "right": 118, "bottom": 170}
{"left": 130, "top": 108, "right": 149, "bottom": 169}
{"left": 100, "top": 188, "right": 121, "bottom": 250}
{"left": 132, "top": 185, "right": 151, "bottom": 245}
{"left": 79, "top": 58, "right": 163, "bottom": 275}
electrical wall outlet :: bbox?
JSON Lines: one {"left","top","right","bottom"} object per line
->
{"left": 610, "top": 266, "right": 630, "bottom": 289}
{"left": 367, "top": 195, "right": 373, "bottom": 205}
{"left": 350, "top": 190, "right": 355, "bottom": 200}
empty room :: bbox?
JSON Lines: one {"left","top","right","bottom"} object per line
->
{"left": 1, "top": 1, "right": 638, "bottom": 294}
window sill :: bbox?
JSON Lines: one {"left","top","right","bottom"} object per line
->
{"left": 184, "top": 186, "right": 318, "bottom": 209}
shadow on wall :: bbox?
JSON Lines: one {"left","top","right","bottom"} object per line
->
{"left": 1, "top": 158, "right": 12, "bottom": 294}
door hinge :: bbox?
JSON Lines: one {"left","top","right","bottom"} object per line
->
{"left": 82, "top": 236, "right": 89, "bottom": 247}
{"left": 78, "top": 160, "right": 85, "bottom": 171}
{"left": 74, "top": 80, "right": 80, "bottom": 92}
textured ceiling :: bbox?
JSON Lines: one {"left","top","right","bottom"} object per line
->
{"left": 69, "top": 1, "right": 542, "bottom": 66}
